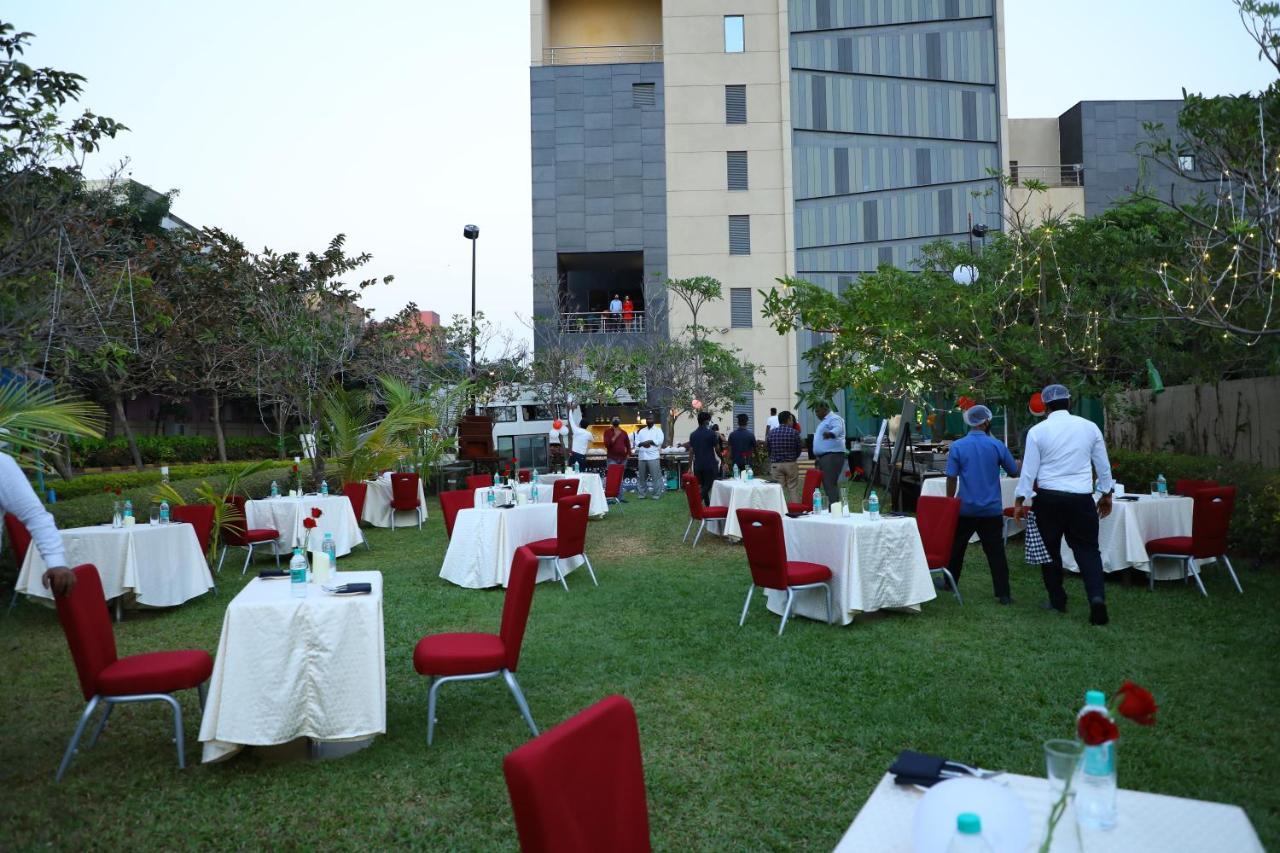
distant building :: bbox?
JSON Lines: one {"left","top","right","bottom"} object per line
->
{"left": 83, "top": 178, "right": 197, "bottom": 232}
{"left": 418, "top": 310, "right": 441, "bottom": 327}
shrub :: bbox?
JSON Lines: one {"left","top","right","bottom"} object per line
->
{"left": 67, "top": 435, "right": 282, "bottom": 467}
{"left": 1110, "top": 449, "right": 1280, "bottom": 561}
{"left": 43, "top": 463, "right": 280, "bottom": 501}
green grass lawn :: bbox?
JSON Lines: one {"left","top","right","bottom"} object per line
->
{"left": 3, "top": 494, "right": 1278, "bottom": 849}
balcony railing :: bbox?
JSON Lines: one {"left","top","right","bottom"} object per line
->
{"left": 1009, "top": 163, "right": 1085, "bottom": 188}
{"left": 543, "top": 44, "right": 663, "bottom": 65}
{"left": 559, "top": 311, "right": 648, "bottom": 334}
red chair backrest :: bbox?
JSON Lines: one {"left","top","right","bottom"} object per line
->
{"left": 341, "top": 482, "right": 368, "bottom": 521}
{"left": 54, "top": 565, "right": 118, "bottom": 701}
{"left": 1190, "top": 486, "right": 1235, "bottom": 558}
{"left": 736, "top": 509, "right": 790, "bottom": 590}
{"left": 170, "top": 503, "right": 215, "bottom": 555}
{"left": 466, "top": 474, "right": 492, "bottom": 491}
{"left": 390, "top": 473, "right": 420, "bottom": 509}
{"left": 518, "top": 469, "right": 532, "bottom": 483}
{"left": 604, "top": 464, "right": 624, "bottom": 499}
{"left": 798, "top": 469, "right": 824, "bottom": 508}
{"left": 221, "top": 495, "right": 250, "bottom": 547}
{"left": 554, "top": 494, "right": 591, "bottom": 559}
{"left": 553, "top": 479, "right": 579, "bottom": 502}
{"left": 681, "top": 474, "right": 707, "bottom": 519}
{"left": 3, "top": 512, "right": 32, "bottom": 567}
{"left": 500, "top": 547, "right": 538, "bottom": 672}
{"left": 1175, "top": 478, "right": 1218, "bottom": 497}
{"left": 503, "top": 695, "right": 651, "bottom": 853}
{"left": 438, "top": 489, "right": 473, "bottom": 540}
{"left": 916, "top": 496, "right": 962, "bottom": 568}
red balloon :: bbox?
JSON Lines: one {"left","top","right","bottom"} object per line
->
{"left": 956, "top": 396, "right": 976, "bottom": 411}
{"left": 691, "top": 398, "right": 703, "bottom": 410}
{"left": 552, "top": 419, "right": 563, "bottom": 430}
{"left": 1029, "top": 392, "right": 1046, "bottom": 416}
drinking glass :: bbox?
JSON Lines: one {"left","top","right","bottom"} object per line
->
{"left": 1149, "top": 481, "right": 1160, "bottom": 498}
{"left": 1043, "top": 739, "right": 1085, "bottom": 853}
{"left": 149, "top": 504, "right": 160, "bottom": 525}
{"left": 111, "top": 500, "right": 122, "bottom": 529}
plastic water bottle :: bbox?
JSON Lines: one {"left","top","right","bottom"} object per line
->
{"left": 123, "top": 499, "right": 133, "bottom": 520}
{"left": 1076, "top": 689, "right": 1117, "bottom": 829}
{"left": 946, "top": 813, "right": 994, "bottom": 852}
{"left": 320, "top": 479, "right": 329, "bottom": 496}
{"left": 868, "top": 491, "right": 880, "bottom": 520}
{"left": 290, "top": 548, "right": 308, "bottom": 598}
{"left": 573, "top": 460, "right": 580, "bottom": 473}
{"left": 1156, "top": 473, "right": 1167, "bottom": 498}
{"left": 732, "top": 463, "right": 740, "bottom": 480}
{"left": 531, "top": 481, "right": 540, "bottom": 503}
{"left": 746, "top": 466, "right": 753, "bottom": 481}
{"left": 812, "top": 488, "right": 823, "bottom": 514}
{"left": 531, "top": 468, "right": 538, "bottom": 481}
{"left": 492, "top": 470, "right": 500, "bottom": 487}
{"left": 159, "top": 500, "right": 170, "bottom": 525}
{"left": 271, "top": 480, "right": 279, "bottom": 498}
{"left": 487, "top": 488, "right": 496, "bottom": 508}
{"left": 321, "top": 533, "right": 337, "bottom": 581}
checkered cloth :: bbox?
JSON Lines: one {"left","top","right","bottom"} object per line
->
{"left": 1023, "top": 511, "right": 1052, "bottom": 565}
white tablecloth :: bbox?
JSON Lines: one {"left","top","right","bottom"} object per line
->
{"left": 920, "top": 475, "right": 1019, "bottom": 508}
{"left": 1061, "top": 495, "right": 1194, "bottom": 580}
{"left": 198, "top": 571, "right": 386, "bottom": 763}
{"left": 766, "top": 514, "right": 936, "bottom": 625}
{"left": 361, "top": 477, "right": 428, "bottom": 528}
{"left": 16, "top": 522, "right": 212, "bottom": 608}
{"left": 537, "top": 472, "right": 608, "bottom": 517}
{"left": 710, "top": 479, "right": 788, "bottom": 540}
{"left": 439, "top": 504, "right": 581, "bottom": 588}
{"left": 473, "top": 485, "right": 552, "bottom": 509}
{"left": 245, "top": 494, "right": 364, "bottom": 557}
{"left": 835, "top": 771, "right": 1264, "bottom": 852}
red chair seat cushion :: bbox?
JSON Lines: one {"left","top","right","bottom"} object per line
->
{"left": 1002, "top": 505, "right": 1030, "bottom": 517}
{"left": 413, "top": 632, "right": 505, "bottom": 676}
{"left": 96, "top": 650, "right": 213, "bottom": 697}
{"left": 242, "top": 528, "right": 279, "bottom": 544}
{"left": 1146, "top": 536, "right": 1193, "bottom": 555}
{"left": 786, "top": 502, "right": 808, "bottom": 513}
{"left": 390, "top": 499, "right": 420, "bottom": 511}
{"left": 701, "top": 505, "right": 729, "bottom": 519}
{"left": 785, "top": 561, "right": 832, "bottom": 586}
{"left": 526, "top": 538, "right": 559, "bottom": 557}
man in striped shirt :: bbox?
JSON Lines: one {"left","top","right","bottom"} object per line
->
{"left": 766, "top": 411, "right": 802, "bottom": 503}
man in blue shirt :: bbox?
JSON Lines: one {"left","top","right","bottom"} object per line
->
{"left": 943, "top": 404, "right": 1020, "bottom": 604}
{"left": 811, "top": 401, "right": 846, "bottom": 505}
{"left": 685, "top": 412, "right": 720, "bottom": 505}
{"left": 727, "top": 413, "right": 756, "bottom": 471}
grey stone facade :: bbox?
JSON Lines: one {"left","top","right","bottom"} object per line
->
{"left": 1061, "top": 100, "right": 1205, "bottom": 217}
{"left": 530, "top": 62, "right": 667, "bottom": 345}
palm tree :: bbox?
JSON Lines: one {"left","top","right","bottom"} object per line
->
{"left": 0, "top": 379, "right": 105, "bottom": 466}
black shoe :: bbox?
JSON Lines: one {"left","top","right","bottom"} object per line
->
{"left": 997, "top": 596, "right": 1013, "bottom": 605}
{"left": 1089, "top": 598, "right": 1109, "bottom": 626}
{"left": 1040, "top": 600, "right": 1067, "bottom": 614}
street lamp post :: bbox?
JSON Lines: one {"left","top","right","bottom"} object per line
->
{"left": 463, "top": 225, "right": 479, "bottom": 404}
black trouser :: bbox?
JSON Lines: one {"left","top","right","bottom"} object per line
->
{"left": 1034, "top": 489, "right": 1106, "bottom": 607}
{"left": 695, "top": 467, "right": 717, "bottom": 506}
{"left": 946, "top": 515, "right": 1011, "bottom": 599}
{"left": 816, "top": 452, "right": 844, "bottom": 505}
{"left": 568, "top": 451, "right": 586, "bottom": 469}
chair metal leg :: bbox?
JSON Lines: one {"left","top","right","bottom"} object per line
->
{"left": 822, "top": 582, "right": 833, "bottom": 624}
{"left": 198, "top": 681, "right": 208, "bottom": 712}
{"left": 240, "top": 545, "right": 252, "bottom": 575}
{"left": 390, "top": 512, "right": 396, "bottom": 532}
{"left": 1189, "top": 558, "right": 1207, "bottom": 597}
{"left": 692, "top": 519, "right": 706, "bottom": 548}
{"left": 8, "top": 585, "right": 18, "bottom": 613}
{"left": 1222, "top": 555, "right": 1243, "bottom": 593}
{"left": 115, "top": 597, "right": 123, "bottom": 622}
{"left": 364, "top": 536, "right": 372, "bottom": 551}
{"left": 88, "top": 702, "right": 114, "bottom": 747}
{"left": 1149, "top": 562, "right": 1156, "bottom": 591}
{"left": 778, "top": 588, "right": 795, "bottom": 636}
{"left": 580, "top": 553, "right": 598, "bottom": 586}
{"left": 217, "top": 546, "right": 227, "bottom": 574}
{"left": 683, "top": 518, "right": 693, "bottom": 543}
{"left": 738, "top": 584, "right": 755, "bottom": 626}
{"left": 158, "top": 694, "right": 186, "bottom": 769}
{"left": 56, "top": 696, "right": 101, "bottom": 782}
{"left": 274, "top": 548, "right": 280, "bottom": 569}
{"left": 503, "top": 670, "right": 539, "bottom": 738}
{"left": 426, "top": 677, "right": 442, "bottom": 746}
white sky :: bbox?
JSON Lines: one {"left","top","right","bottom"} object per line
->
{"left": 9, "top": 0, "right": 1275, "bottom": 347}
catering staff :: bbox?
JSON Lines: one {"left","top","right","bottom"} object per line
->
{"left": 812, "top": 401, "right": 846, "bottom": 505}
{"left": 633, "top": 416, "right": 665, "bottom": 499}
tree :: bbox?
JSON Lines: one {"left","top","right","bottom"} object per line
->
{"left": 0, "top": 378, "right": 103, "bottom": 468}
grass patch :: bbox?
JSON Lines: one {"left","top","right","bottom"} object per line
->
{"left": 2, "top": 496, "right": 1277, "bottom": 848}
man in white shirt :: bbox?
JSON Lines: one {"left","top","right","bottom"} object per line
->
{"left": 608, "top": 294, "right": 623, "bottom": 332}
{"left": 1013, "top": 384, "right": 1114, "bottom": 625}
{"left": 632, "top": 416, "right": 665, "bottom": 499}
{"left": 568, "top": 418, "right": 592, "bottom": 470}
{"left": 1, "top": 451, "right": 75, "bottom": 595}
{"left": 765, "top": 407, "right": 779, "bottom": 436}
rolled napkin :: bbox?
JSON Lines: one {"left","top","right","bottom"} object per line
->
{"left": 258, "top": 569, "right": 290, "bottom": 579}
{"left": 323, "top": 582, "right": 372, "bottom": 595}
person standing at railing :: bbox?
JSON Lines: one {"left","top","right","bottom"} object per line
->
{"left": 609, "top": 294, "right": 623, "bottom": 332}
{"left": 622, "top": 296, "right": 635, "bottom": 331}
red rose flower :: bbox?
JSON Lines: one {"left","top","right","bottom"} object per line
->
{"left": 310, "top": 507, "right": 323, "bottom": 519}
{"left": 292, "top": 464, "right": 299, "bottom": 473}
{"left": 302, "top": 517, "right": 317, "bottom": 530}
{"left": 1115, "top": 681, "right": 1158, "bottom": 726}
{"left": 1076, "top": 710, "right": 1119, "bottom": 745}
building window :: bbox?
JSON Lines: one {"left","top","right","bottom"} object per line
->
{"left": 730, "top": 287, "right": 753, "bottom": 328}
{"left": 732, "top": 400, "right": 754, "bottom": 431}
{"left": 1178, "top": 154, "right": 1196, "bottom": 173}
{"left": 724, "top": 15, "right": 745, "bottom": 53}
{"left": 727, "top": 151, "right": 748, "bottom": 190}
{"left": 725, "top": 85, "right": 747, "bottom": 124}
{"left": 632, "top": 83, "right": 655, "bottom": 107}
{"left": 728, "top": 216, "right": 751, "bottom": 255}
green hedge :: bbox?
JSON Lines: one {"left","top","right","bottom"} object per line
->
{"left": 68, "top": 435, "right": 282, "bottom": 467}
{"left": 1110, "top": 449, "right": 1280, "bottom": 561}
{"left": 43, "top": 463, "right": 282, "bottom": 502}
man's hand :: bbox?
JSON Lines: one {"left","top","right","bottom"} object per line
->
{"left": 42, "top": 566, "right": 76, "bottom": 597}
{"left": 1012, "top": 499, "right": 1029, "bottom": 523}
{"left": 1097, "top": 493, "right": 1113, "bottom": 520}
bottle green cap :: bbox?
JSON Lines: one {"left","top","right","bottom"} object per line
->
{"left": 957, "top": 812, "right": 981, "bottom": 834}
{"left": 1086, "top": 690, "right": 1106, "bottom": 707}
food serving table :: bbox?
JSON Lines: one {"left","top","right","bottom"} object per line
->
{"left": 439, "top": 504, "right": 583, "bottom": 588}
{"left": 710, "top": 479, "right": 788, "bottom": 540}
{"left": 245, "top": 494, "right": 364, "bottom": 557}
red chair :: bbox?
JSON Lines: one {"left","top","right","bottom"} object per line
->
{"left": 786, "top": 469, "right": 826, "bottom": 513}
{"left": 1146, "top": 486, "right": 1242, "bottom": 596}
{"left": 736, "top": 508, "right": 833, "bottom": 634}
{"left": 412, "top": 546, "right": 540, "bottom": 746}
{"left": 552, "top": 478, "right": 579, "bottom": 502}
{"left": 1001, "top": 501, "right": 1031, "bottom": 540}
{"left": 917, "top": 495, "right": 963, "bottom": 604}
{"left": 389, "top": 472, "right": 423, "bottom": 531}
{"left": 518, "top": 468, "right": 532, "bottom": 484}
{"left": 504, "top": 695, "right": 651, "bottom": 853}
{"left": 340, "top": 482, "right": 374, "bottom": 551}
{"left": 466, "top": 473, "right": 493, "bottom": 491}
{"left": 53, "top": 564, "right": 213, "bottom": 781}
{"left": 439, "top": 489, "right": 474, "bottom": 540}
{"left": 527, "top": 494, "right": 596, "bottom": 590}
{"left": 169, "top": 503, "right": 214, "bottom": 557}
{"left": 1174, "top": 478, "right": 1219, "bottom": 497}
{"left": 218, "top": 495, "right": 280, "bottom": 575}
{"left": 681, "top": 474, "right": 727, "bottom": 548}
{"left": 4, "top": 512, "right": 33, "bottom": 612}
{"left": 604, "top": 464, "right": 625, "bottom": 505}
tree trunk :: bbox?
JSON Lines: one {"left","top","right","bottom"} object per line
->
{"left": 115, "top": 394, "right": 144, "bottom": 471}
{"left": 275, "top": 402, "right": 287, "bottom": 459}
{"left": 210, "top": 389, "right": 228, "bottom": 462}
